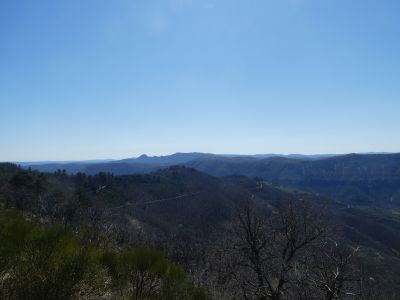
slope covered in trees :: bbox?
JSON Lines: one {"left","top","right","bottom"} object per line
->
{"left": 186, "top": 153, "right": 400, "bottom": 207}
{"left": 25, "top": 153, "right": 400, "bottom": 207}
{"left": 1, "top": 163, "right": 400, "bottom": 298}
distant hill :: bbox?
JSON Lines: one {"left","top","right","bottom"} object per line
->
{"left": 21, "top": 152, "right": 342, "bottom": 174}
{"left": 185, "top": 153, "right": 400, "bottom": 207}
{"left": 20, "top": 152, "right": 400, "bottom": 206}
{"left": 21, "top": 152, "right": 218, "bottom": 174}
{"left": 120, "top": 152, "right": 216, "bottom": 165}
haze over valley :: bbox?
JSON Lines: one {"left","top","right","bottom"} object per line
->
{"left": 1, "top": 0, "right": 400, "bottom": 299}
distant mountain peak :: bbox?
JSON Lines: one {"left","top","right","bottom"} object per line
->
{"left": 118, "top": 152, "right": 215, "bottom": 166}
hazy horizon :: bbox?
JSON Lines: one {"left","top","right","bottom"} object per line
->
{"left": 1, "top": 2, "right": 400, "bottom": 297}
{"left": 4, "top": 151, "right": 397, "bottom": 164}
{"left": 2, "top": 148, "right": 399, "bottom": 162}
{"left": 1, "top": 0, "right": 399, "bottom": 161}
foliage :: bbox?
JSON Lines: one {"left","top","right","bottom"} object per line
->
{"left": 0, "top": 163, "right": 400, "bottom": 298}
{"left": 101, "top": 247, "right": 209, "bottom": 299}
{"left": 0, "top": 211, "right": 209, "bottom": 300}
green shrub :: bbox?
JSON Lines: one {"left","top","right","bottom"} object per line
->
{"left": 0, "top": 211, "right": 210, "bottom": 300}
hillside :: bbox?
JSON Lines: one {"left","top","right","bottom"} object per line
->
{"left": 21, "top": 152, "right": 336, "bottom": 175}
{"left": 186, "top": 153, "right": 400, "bottom": 207}
{"left": 24, "top": 153, "right": 400, "bottom": 207}
{"left": 22, "top": 152, "right": 218, "bottom": 175}
{"left": 2, "top": 162, "right": 400, "bottom": 294}
{"left": 1, "top": 163, "right": 285, "bottom": 233}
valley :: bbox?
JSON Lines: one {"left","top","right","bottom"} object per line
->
{"left": 2, "top": 155, "right": 400, "bottom": 298}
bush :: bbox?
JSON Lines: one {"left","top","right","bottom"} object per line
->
{"left": 0, "top": 211, "right": 210, "bottom": 300}
{"left": 101, "top": 247, "right": 210, "bottom": 299}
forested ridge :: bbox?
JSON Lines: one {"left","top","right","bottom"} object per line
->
{"left": 27, "top": 153, "right": 400, "bottom": 207}
{"left": 1, "top": 163, "right": 400, "bottom": 299}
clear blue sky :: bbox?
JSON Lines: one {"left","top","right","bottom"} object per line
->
{"left": 1, "top": 0, "right": 399, "bottom": 161}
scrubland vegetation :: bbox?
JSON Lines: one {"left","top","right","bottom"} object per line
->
{"left": 0, "top": 163, "right": 399, "bottom": 299}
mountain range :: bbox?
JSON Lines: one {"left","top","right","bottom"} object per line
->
{"left": 2, "top": 161, "right": 400, "bottom": 293}
{"left": 21, "top": 152, "right": 400, "bottom": 207}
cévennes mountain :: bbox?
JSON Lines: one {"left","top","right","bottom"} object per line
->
{"left": 24, "top": 152, "right": 215, "bottom": 175}
{"left": 185, "top": 153, "right": 400, "bottom": 207}
{"left": 24, "top": 152, "right": 400, "bottom": 207}
{"left": 2, "top": 162, "right": 400, "bottom": 292}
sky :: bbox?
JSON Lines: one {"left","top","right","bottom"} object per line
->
{"left": 1, "top": 0, "right": 400, "bottom": 161}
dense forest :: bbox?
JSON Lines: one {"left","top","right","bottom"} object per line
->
{"left": 1, "top": 162, "right": 400, "bottom": 299}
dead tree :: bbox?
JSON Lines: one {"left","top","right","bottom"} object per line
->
{"left": 226, "top": 198, "right": 327, "bottom": 300}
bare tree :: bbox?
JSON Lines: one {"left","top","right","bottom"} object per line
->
{"left": 225, "top": 198, "right": 327, "bottom": 300}
{"left": 308, "top": 240, "right": 361, "bottom": 300}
